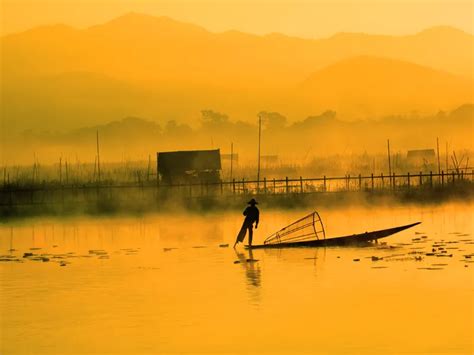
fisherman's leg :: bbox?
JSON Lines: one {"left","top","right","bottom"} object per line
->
{"left": 248, "top": 225, "right": 253, "bottom": 246}
{"left": 234, "top": 222, "right": 248, "bottom": 248}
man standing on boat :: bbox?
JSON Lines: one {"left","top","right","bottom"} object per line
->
{"left": 234, "top": 198, "right": 260, "bottom": 248}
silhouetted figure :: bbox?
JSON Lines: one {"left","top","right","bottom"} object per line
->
{"left": 234, "top": 198, "right": 260, "bottom": 247}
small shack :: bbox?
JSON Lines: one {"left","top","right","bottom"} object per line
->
{"left": 157, "top": 149, "right": 221, "bottom": 184}
{"left": 261, "top": 155, "right": 279, "bottom": 165}
{"left": 407, "top": 149, "right": 436, "bottom": 170}
{"left": 407, "top": 149, "right": 435, "bottom": 163}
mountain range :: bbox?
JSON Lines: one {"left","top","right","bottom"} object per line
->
{"left": 1, "top": 12, "right": 473, "bottom": 132}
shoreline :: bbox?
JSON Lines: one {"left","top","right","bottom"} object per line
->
{"left": 1, "top": 184, "right": 473, "bottom": 221}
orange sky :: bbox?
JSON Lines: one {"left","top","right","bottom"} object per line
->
{"left": 1, "top": 0, "right": 473, "bottom": 37}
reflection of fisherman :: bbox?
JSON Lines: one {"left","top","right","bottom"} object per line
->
{"left": 234, "top": 198, "right": 260, "bottom": 248}
{"left": 236, "top": 249, "right": 261, "bottom": 288}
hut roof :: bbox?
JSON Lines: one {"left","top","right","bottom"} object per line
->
{"left": 158, "top": 149, "right": 221, "bottom": 175}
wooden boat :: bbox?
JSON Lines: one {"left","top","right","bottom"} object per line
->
{"left": 245, "top": 214, "right": 420, "bottom": 249}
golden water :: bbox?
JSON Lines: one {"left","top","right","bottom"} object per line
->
{"left": 1, "top": 203, "right": 473, "bottom": 354}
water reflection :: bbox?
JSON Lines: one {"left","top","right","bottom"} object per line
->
{"left": 235, "top": 249, "right": 262, "bottom": 304}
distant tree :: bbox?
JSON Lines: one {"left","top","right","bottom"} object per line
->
{"left": 165, "top": 120, "right": 193, "bottom": 136}
{"left": 291, "top": 110, "right": 337, "bottom": 130}
{"left": 200, "top": 110, "right": 229, "bottom": 126}
{"left": 258, "top": 111, "right": 287, "bottom": 130}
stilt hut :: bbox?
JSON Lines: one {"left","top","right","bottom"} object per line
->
{"left": 157, "top": 149, "right": 221, "bottom": 184}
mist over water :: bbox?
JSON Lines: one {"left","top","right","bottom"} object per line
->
{"left": 1, "top": 202, "right": 473, "bottom": 353}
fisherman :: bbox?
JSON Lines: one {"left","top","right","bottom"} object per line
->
{"left": 234, "top": 198, "right": 260, "bottom": 248}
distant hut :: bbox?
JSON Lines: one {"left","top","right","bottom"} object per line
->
{"left": 407, "top": 149, "right": 436, "bottom": 169}
{"left": 157, "top": 149, "right": 221, "bottom": 184}
{"left": 261, "top": 155, "right": 279, "bottom": 165}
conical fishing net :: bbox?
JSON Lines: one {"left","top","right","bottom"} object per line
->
{"left": 264, "top": 211, "right": 326, "bottom": 245}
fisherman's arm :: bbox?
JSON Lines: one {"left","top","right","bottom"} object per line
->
{"left": 255, "top": 209, "right": 260, "bottom": 228}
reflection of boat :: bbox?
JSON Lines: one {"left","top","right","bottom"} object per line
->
{"left": 246, "top": 211, "right": 420, "bottom": 249}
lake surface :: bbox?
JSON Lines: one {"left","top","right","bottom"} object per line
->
{"left": 1, "top": 203, "right": 473, "bottom": 354}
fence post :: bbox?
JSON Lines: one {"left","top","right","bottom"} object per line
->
{"left": 300, "top": 176, "right": 303, "bottom": 193}
{"left": 407, "top": 172, "right": 410, "bottom": 189}
{"left": 430, "top": 171, "right": 433, "bottom": 188}
{"left": 232, "top": 178, "right": 236, "bottom": 194}
{"left": 286, "top": 177, "right": 289, "bottom": 193}
{"left": 264, "top": 177, "right": 267, "bottom": 194}
{"left": 371, "top": 173, "right": 374, "bottom": 191}
{"left": 323, "top": 175, "right": 327, "bottom": 192}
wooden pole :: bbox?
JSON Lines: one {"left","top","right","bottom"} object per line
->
{"left": 65, "top": 159, "right": 69, "bottom": 184}
{"left": 387, "top": 139, "right": 392, "bottom": 188}
{"left": 147, "top": 155, "right": 151, "bottom": 182}
{"left": 36, "top": 157, "right": 40, "bottom": 183}
{"left": 32, "top": 157, "right": 36, "bottom": 184}
{"left": 445, "top": 141, "right": 449, "bottom": 172}
{"left": 230, "top": 142, "right": 233, "bottom": 182}
{"left": 257, "top": 116, "right": 262, "bottom": 192}
{"left": 436, "top": 137, "right": 441, "bottom": 175}
{"left": 96, "top": 130, "right": 101, "bottom": 184}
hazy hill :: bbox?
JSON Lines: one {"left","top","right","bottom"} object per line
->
{"left": 300, "top": 56, "right": 474, "bottom": 116}
{"left": 1, "top": 13, "right": 473, "bottom": 132}
{"left": 3, "top": 13, "right": 473, "bottom": 85}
